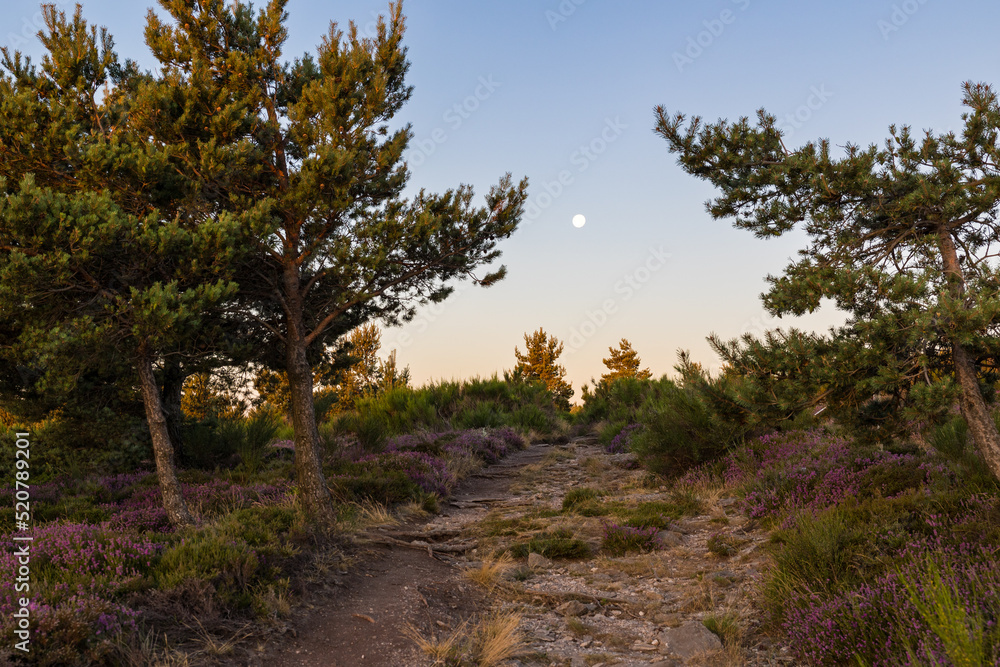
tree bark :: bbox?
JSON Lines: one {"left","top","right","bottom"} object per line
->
{"left": 283, "top": 269, "right": 338, "bottom": 525}
{"left": 937, "top": 229, "right": 1000, "bottom": 479}
{"left": 137, "top": 349, "right": 194, "bottom": 527}
{"left": 161, "top": 359, "right": 185, "bottom": 466}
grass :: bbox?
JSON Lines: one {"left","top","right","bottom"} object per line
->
{"left": 671, "top": 427, "right": 1000, "bottom": 665}
{"left": 706, "top": 532, "right": 745, "bottom": 558}
{"left": 405, "top": 611, "right": 524, "bottom": 667}
{"left": 900, "top": 557, "right": 988, "bottom": 667}
{"left": 561, "top": 487, "right": 601, "bottom": 511}
{"left": 505, "top": 529, "right": 592, "bottom": 560}
{"left": 464, "top": 552, "right": 515, "bottom": 592}
{"left": 703, "top": 611, "right": 741, "bottom": 647}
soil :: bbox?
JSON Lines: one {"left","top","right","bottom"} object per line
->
{"left": 254, "top": 438, "right": 793, "bottom": 667}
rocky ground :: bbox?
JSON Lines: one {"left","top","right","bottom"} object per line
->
{"left": 264, "top": 436, "right": 794, "bottom": 666}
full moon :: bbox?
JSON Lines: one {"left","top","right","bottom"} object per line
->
{"left": 572, "top": 214, "right": 586, "bottom": 228}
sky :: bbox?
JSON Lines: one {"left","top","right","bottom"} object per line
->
{"left": 3, "top": 0, "right": 1000, "bottom": 399}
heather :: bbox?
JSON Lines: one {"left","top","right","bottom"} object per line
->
{"left": 0, "top": 424, "right": 526, "bottom": 664}
{"left": 679, "top": 428, "right": 1000, "bottom": 665}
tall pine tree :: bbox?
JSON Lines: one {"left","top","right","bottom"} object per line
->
{"left": 141, "top": 0, "right": 528, "bottom": 522}
{"left": 0, "top": 7, "right": 262, "bottom": 525}
{"left": 656, "top": 82, "right": 1000, "bottom": 478}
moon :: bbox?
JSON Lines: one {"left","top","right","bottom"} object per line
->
{"left": 572, "top": 214, "right": 586, "bottom": 228}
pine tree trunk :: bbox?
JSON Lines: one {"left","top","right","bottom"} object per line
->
{"left": 937, "top": 228, "right": 1000, "bottom": 480}
{"left": 951, "top": 341, "right": 1000, "bottom": 478}
{"left": 137, "top": 349, "right": 194, "bottom": 527}
{"left": 161, "top": 360, "right": 185, "bottom": 466}
{"left": 283, "top": 271, "right": 337, "bottom": 525}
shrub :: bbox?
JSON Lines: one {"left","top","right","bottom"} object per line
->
{"left": 330, "top": 376, "right": 563, "bottom": 440}
{"left": 154, "top": 530, "right": 260, "bottom": 609}
{"left": 928, "top": 416, "right": 969, "bottom": 460}
{"left": 605, "top": 423, "right": 641, "bottom": 454}
{"left": 507, "top": 530, "right": 591, "bottom": 559}
{"left": 601, "top": 522, "right": 660, "bottom": 556}
{"left": 631, "top": 380, "right": 747, "bottom": 475}
{"left": 235, "top": 409, "right": 283, "bottom": 473}
{"left": 617, "top": 496, "right": 702, "bottom": 530}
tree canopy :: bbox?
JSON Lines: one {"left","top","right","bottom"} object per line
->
{"left": 138, "top": 0, "right": 528, "bottom": 522}
{"left": 0, "top": 6, "right": 264, "bottom": 525}
{"left": 655, "top": 81, "right": 1000, "bottom": 479}
{"left": 513, "top": 328, "right": 574, "bottom": 411}
{"left": 600, "top": 339, "right": 652, "bottom": 387}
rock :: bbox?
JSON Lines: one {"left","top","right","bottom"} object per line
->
{"left": 632, "top": 641, "right": 659, "bottom": 651}
{"left": 556, "top": 599, "right": 589, "bottom": 617}
{"left": 527, "top": 552, "right": 554, "bottom": 569}
{"left": 662, "top": 621, "right": 723, "bottom": 660}
{"left": 656, "top": 530, "right": 686, "bottom": 547}
{"left": 656, "top": 612, "right": 683, "bottom": 627}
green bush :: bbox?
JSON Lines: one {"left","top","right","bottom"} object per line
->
{"left": 236, "top": 409, "right": 283, "bottom": 473}
{"left": 327, "top": 470, "right": 421, "bottom": 505}
{"left": 507, "top": 529, "right": 591, "bottom": 559}
{"left": 328, "top": 375, "right": 565, "bottom": 445}
{"left": 764, "top": 507, "right": 870, "bottom": 614}
{"left": 155, "top": 531, "right": 260, "bottom": 609}
{"left": 616, "top": 494, "right": 702, "bottom": 529}
{"left": 929, "top": 416, "right": 969, "bottom": 460}
{"left": 577, "top": 376, "right": 655, "bottom": 425}
{"left": 178, "top": 414, "right": 241, "bottom": 469}
{"left": 453, "top": 401, "right": 505, "bottom": 429}
{"left": 0, "top": 410, "right": 152, "bottom": 482}
{"left": 630, "top": 380, "right": 747, "bottom": 475}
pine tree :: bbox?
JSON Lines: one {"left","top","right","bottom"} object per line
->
{"left": 513, "top": 328, "right": 574, "bottom": 410}
{"left": 656, "top": 81, "right": 1000, "bottom": 478}
{"left": 0, "top": 7, "right": 261, "bottom": 526}
{"left": 139, "top": 0, "right": 528, "bottom": 523}
{"left": 600, "top": 339, "right": 652, "bottom": 386}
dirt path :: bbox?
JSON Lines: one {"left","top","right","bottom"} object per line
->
{"left": 262, "top": 438, "right": 792, "bottom": 666}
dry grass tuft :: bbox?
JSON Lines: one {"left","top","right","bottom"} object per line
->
{"left": 357, "top": 500, "right": 399, "bottom": 527}
{"left": 404, "top": 611, "right": 524, "bottom": 667}
{"left": 184, "top": 619, "right": 251, "bottom": 658}
{"left": 404, "top": 620, "right": 467, "bottom": 665}
{"left": 114, "top": 630, "right": 194, "bottom": 667}
{"left": 464, "top": 552, "right": 515, "bottom": 592}
{"left": 472, "top": 610, "right": 524, "bottom": 667}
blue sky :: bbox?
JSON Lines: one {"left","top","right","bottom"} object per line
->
{"left": 4, "top": 0, "right": 1000, "bottom": 397}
